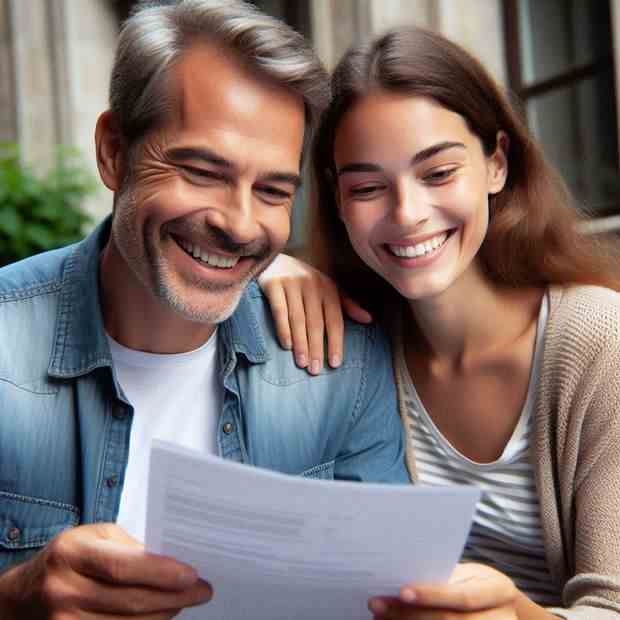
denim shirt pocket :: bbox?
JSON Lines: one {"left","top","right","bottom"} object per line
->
{"left": 300, "top": 460, "right": 335, "bottom": 480}
{"left": 0, "top": 492, "right": 80, "bottom": 572}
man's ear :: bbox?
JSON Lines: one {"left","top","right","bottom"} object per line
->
{"left": 487, "top": 130, "right": 509, "bottom": 195}
{"left": 95, "top": 110, "right": 126, "bottom": 191}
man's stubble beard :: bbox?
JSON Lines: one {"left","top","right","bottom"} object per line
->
{"left": 111, "top": 185, "right": 278, "bottom": 325}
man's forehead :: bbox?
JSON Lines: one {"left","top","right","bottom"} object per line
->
{"left": 170, "top": 43, "right": 303, "bottom": 128}
{"left": 160, "top": 43, "right": 306, "bottom": 171}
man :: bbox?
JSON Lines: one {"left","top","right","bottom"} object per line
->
{"left": 0, "top": 1, "right": 407, "bottom": 617}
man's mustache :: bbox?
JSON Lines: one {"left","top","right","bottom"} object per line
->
{"left": 172, "top": 223, "right": 272, "bottom": 259}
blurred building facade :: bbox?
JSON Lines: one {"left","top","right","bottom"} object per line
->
{"left": 1, "top": 0, "right": 619, "bottom": 244}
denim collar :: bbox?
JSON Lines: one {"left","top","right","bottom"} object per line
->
{"left": 47, "top": 216, "right": 269, "bottom": 379}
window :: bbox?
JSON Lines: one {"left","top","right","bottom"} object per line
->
{"left": 504, "top": 0, "right": 619, "bottom": 214}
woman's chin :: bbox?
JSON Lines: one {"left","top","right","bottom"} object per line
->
{"left": 381, "top": 271, "right": 455, "bottom": 303}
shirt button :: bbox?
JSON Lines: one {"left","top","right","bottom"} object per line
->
{"left": 222, "top": 422, "right": 234, "bottom": 435}
{"left": 7, "top": 527, "right": 20, "bottom": 542}
{"left": 106, "top": 475, "right": 118, "bottom": 488}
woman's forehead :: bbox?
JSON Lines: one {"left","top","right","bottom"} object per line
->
{"left": 333, "top": 92, "right": 476, "bottom": 162}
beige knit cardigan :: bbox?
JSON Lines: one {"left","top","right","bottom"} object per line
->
{"left": 394, "top": 285, "right": 620, "bottom": 619}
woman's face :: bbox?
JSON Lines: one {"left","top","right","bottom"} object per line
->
{"left": 333, "top": 92, "right": 507, "bottom": 302}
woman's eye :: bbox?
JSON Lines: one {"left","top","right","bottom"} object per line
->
{"left": 423, "top": 168, "right": 457, "bottom": 184}
{"left": 349, "top": 184, "right": 385, "bottom": 199}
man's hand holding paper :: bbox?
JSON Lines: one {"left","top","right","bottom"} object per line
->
{"left": 0, "top": 523, "right": 211, "bottom": 620}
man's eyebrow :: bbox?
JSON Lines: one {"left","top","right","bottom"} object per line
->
{"left": 337, "top": 141, "right": 466, "bottom": 177}
{"left": 411, "top": 141, "right": 466, "bottom": 166}
{"left": 165, "top": 146, "right": 233, "bottom": 168}
{"left": 258, "top": 171, "right": 303, "bottom": 190}
{"left": 165, "top": 147, "right": 301, "bottom": 188}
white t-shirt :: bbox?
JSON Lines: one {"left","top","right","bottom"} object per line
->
{"left": 110, "top": 331, "right": 222, "bottom": 543}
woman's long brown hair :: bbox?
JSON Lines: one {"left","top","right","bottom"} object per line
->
{"left": 310, "top": 27, "right": 620, "bottom": 321}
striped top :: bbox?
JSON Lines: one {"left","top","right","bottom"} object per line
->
{"left": 397, "top": 293, "right": 563, "bottom": 606}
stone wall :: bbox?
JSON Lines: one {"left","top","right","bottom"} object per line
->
{"left": 3, "top": 0, "right": 620, "bottom": 225}
{"left": 310, "top": 0, "right": 506, "bottom": 85}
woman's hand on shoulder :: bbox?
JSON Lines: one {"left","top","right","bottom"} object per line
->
{"left": 368, "top": 562, "right": 560, "bottom": 619}
{"left": 257, "top": 254, "right": 372, "bottom": 375}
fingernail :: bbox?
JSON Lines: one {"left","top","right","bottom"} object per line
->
{"left": 310, "top": 359, "right": 321, "bottom": 375}
{"left": 198, "top": 579, "right": 213, "bottom": 600}
{"left": 283, "top": 340, "right": 292, "bottom": 350}
{"left": 368, "top": 598, "right": 387, "bottom": 615}
{"left": 296, "top": 354, "right": 307, "bottom": 368}
{"left": 329, "top": 354, "right": 341, "bottom": 367}
{"left": 401, "top": 588, "right": 416, "bottom": 603}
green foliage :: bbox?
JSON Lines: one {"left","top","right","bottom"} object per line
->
{"left": 0, "top": 143, "right": 95, "bottom": 266}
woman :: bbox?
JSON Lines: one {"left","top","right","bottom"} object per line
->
{"left": 259, "top": 27, "right": 620, "bottom": 620}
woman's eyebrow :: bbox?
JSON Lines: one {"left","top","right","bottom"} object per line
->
{"left": 411, "top": 141, "right": 466, "bottom": 165}
{"left": 337, "top": 141, "right": 466, "bottom": 177}
{"left": 337, "top": 162, "right": 383, "bottom": 176}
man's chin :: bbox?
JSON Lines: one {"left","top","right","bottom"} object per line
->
{"left": 160, "top": 284, "right": 245, "bottom": 325}
{"left": 154, "top": 252, "right": 277, "bottom": 323}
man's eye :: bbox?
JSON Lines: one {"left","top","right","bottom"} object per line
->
{"left": 257, "top": 186, "right": 293, "bottom": 205}
{"left": 181, "top": 166, "right": 222, "bottom": 181}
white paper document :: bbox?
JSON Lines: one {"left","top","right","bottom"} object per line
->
{"left": 145, "top": 440, "right": 480, "bottom": 620}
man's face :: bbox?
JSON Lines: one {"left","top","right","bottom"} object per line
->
{"left": 109, "top": 44, "right": 305, "bottom": 324}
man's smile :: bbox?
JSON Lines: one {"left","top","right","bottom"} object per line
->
{"left": 174, "top": 235, "right": 241, "bottom": 269}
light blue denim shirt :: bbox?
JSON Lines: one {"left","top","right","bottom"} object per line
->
{"left": 0, "top": 218, "right": 407, "bottom": 572}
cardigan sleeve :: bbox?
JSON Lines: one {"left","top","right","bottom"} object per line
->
{"left": 547, "top": 334, "right": 620, "bottom": 620}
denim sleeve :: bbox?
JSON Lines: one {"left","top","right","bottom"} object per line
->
{"left": 333, "top": 326, "right": 410, "bottom": 484}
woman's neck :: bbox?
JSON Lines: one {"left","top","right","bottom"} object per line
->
{"left": 407, "top": 267, "right": 543, "bottom": 370}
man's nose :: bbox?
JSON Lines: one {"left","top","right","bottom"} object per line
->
{"left": 391, "top": 179, "right": 433, "bottom": 228}
{"left": 206, "top": 186, "right": 260, "bottom": 245}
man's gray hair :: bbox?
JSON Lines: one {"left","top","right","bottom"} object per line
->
{"left": 109, "top": 0, "right": 329, "bottom": 158}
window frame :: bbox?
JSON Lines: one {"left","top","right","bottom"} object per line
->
{"left": 503, "top": 0, "right": 619, "bottom": 214}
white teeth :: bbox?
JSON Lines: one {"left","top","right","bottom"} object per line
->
{"left": 389, "top": 232, "right": 448, "bottom": 258}
{"left": 178, "top": 239, "right": 240, "bottom": 269}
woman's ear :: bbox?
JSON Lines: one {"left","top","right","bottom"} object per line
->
{"left": 487, "top": 130, "right": 509, "bottom": 195}
{"left": 95, "top": 110, "right": 126, "bottom": 192}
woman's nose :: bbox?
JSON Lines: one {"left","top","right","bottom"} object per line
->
{"left": 391, "top": 179, "right": 432, "bottom": 228}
